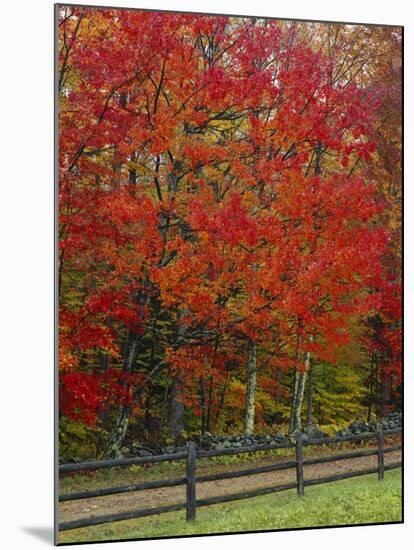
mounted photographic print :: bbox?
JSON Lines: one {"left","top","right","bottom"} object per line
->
{"left": 55, "top": 3, "right": 403, "bottom": 545}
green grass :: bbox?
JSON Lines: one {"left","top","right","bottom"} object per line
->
{"left": 59, "top": 468, "right": 402, "bottom": 544}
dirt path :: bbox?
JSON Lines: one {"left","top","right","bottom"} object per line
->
{"left": 59, "top": 451, "right": 401, "bottom": 523}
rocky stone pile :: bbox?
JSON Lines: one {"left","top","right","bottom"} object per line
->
{"left": 335, "top": 411, "right": 402, "bottom": 438}
{"left": 195, "top": 423, "right": 332, "bottom": 451}
{"left": 60, "top": 410, "right": 403, "bottom": 463}
{"left": 120, "top": 431, "right": 296, "bottom": 458}
{"left": 110, "top": 412, "right": 403, "bottom": 459}
{"left": 197, "top": 431, "right": 289, "bottom": 451}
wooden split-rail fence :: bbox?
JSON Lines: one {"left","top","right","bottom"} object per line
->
{"left": 58, "top": 423, "right": 402, "bottom": 532}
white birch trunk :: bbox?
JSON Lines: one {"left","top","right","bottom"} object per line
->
{"left": 289, "top": 336, "right": 313, "bottom": 435}
{"left": 244, "top": 339, "right": 257, "bottom": 435}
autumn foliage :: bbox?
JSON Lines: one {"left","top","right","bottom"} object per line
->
{"left": 58, "top": 7, "right": 402, "bottom": 449}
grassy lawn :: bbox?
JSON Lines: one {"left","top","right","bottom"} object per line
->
{"left": 59, "top": 468, "right": 402, "bottom": 544}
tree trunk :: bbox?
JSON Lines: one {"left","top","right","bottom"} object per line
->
{"left": 290, "top": 144, "right": 321, "bottom": 435}
{"left": 306, "top": 362, "right": 314, "bottom": 427}
{"left": 104, "top": 335, "right": 139, "bottom": 458}
{"left": 275, "top": 369, "right": 282, "bottom": 404}
{"left": 99, "top": 352, "right": 109, "bottom": 372}
{"left": 317, "top": 400, "right": 322, "bottom": 424}
{"left": 289, "top": 368, "right": 300, "bottom": 434}
{"left": 378, "top": 360, "right": 387, "bottom": 419}
{"left": 143, "top": 386, "right": 151, "bottom": 442}
{"left": 159, "top": 383, "right": 170, "bottom": 433}
{"left": 167, "top": 309, "right": 189, "bottom": 441}
{"left": 103, "top": 407, "right": 131, "bottom": 459}
{"left": 367, "top": 352, "right": 375, "bottom": 423}
{"left": 112, "top": 153, "right": 122, "bottom": 189}
{"left": 289, "top": 369, "right": 308, "bottom": 434}
{"left": 244, "top": 339, "right": 257, "bottom": 435}
{"left": 206, "top": 375, "right": 213, "bottom": 432}
{"left": 383, "top": 376, "right": 392, "bottom": 416}
{"left": 199, "top": 376, "right": 206, "bottom": 435}
{"left": 289, "top": 333, "right": 302, "bottom": 434}
{"left": 168, "top": 377, "right": 184, "bottom": 441}
{"left": 289, "top": 336, "right": 312, "bottom": 435}
{"left": 212, "top": 370, "right": 229, "bottom": 432}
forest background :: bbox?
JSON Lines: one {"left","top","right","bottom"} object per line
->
{"left": 57, "top": 6, "right": 402, "bottom": 461}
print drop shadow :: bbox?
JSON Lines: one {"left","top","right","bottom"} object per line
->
{"left": 21, "top": 526, "right": 54, "bottom": 544}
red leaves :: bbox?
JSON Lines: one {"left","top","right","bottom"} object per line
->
{"left": 60, "top": 370, "right": 144, "bottom": 426}
{"left": 58, "top": 9, "right": 401, "bottom": 426}
{"left": 59, "top": 307, "right": 120, "bottom": 365}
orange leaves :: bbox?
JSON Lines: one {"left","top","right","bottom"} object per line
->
{"left": 182, "top": 141, "right": 228, "bottom": 171}
{"left": 165, "top": 347, "right": 201, "bottom": 377}
{"left": 187, "top": 192, "right": 259, "bottom": 248}
{"left": 189, "top": 111, "right": 210, "bottom": 127}
{"left": 149, "top": 113, "right": 178, "bottom": 155}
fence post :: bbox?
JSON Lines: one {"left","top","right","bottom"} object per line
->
{"left": 377, "top": 421, "right": 384, "bottom": 481}
{"left": 295, "top": 431, "right": 305, "bottom": 497}
{"left": 186, "top": 440, "right": 196, "bottom": 521}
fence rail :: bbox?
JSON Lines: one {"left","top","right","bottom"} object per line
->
{"left": 59, "top": 424, "right": 402, "bottom": 531}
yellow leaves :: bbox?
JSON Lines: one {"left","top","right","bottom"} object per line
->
{"left": 59, "top": 348, "right": 79, "bottom": 371}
